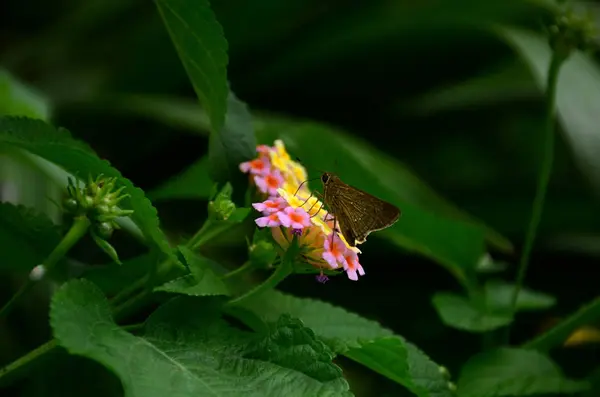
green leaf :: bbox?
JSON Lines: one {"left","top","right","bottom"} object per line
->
{"left": 404, "top": 60, "right": 539, "bottom": 115}
{"left": 155, "top": 246, "right": 230, "bottom": 296}
{"left": 0, "top": 69, "right": 51, "bottom": 120}
{"left": 0, "top": 202, "right": 61, "bottom": 271}
{"left": 244, "top": 314, "right": 345, "bottom": 384}
{"left": 236, "top": 289, "right": 454, "bottom": 397}
{"left": 155, "top": 0, "right": 228, "bottom": 134}
{"left": 21, "top": 353, "right": 123, "bottom": 397}
{"left": 149, "top": 155, "right": 212, "bottom": 201}
{"left": 432, "top": 293, "right": 513, "bottom": 333}
{"left": 432, "top": 282, "right": 555, "bottom": 333}
{"left": 256, "top": 117, "right": 499, "bottom": 276}
{"left": 498, "top": 26, "right": 600, "bottom": 193}
{"left": 50, "top": 280, "right": 351, "bottom": 397}
{"left": 484, "top": 280, "right": 555, "bottom": 312}
{"left": 112, "top": 93, "right": 211, "bottom": 136}
{"left": 82, "top": 253, "right": 161, "bottom": 296}
{"left": 207, "top": 91, "right": 256, "bottom": 188}
{"left": 344, "top": 338, "right": 455, "bottom": 397}
{"left": 0, "top": 117, "right": 177, "bottom": 264}
{"left": 457, "top": 348, "right": 589, "bottom": 397}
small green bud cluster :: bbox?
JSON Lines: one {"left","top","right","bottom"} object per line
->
{"left": 64, "top": 175, "right": 134, "bottom": 264}
{"left": 548, "top": 5, "right": 597, "bottom": 59}
{"left": 208, "top": 183, "right": 236, "bottom": 221}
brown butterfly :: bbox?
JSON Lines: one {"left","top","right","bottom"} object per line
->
{"left": 321, "top": 172, "right": 401, "bottom": 247}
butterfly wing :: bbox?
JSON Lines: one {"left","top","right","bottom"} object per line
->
{"left": 326, "top": 181, "right": 400, "bottom": 246}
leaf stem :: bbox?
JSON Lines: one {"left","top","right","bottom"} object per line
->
{"left": 109, "top": 273, "right": 150, "bottom": 307}
{"left": 188, "top": 219, "right": 213, "bottom": 248}
{"left": 524, "top": 295, "right": 600, "bottom": 352}
{"left": 0, "top": 340, "right": 58, "bottom": 386}
{"left": 221, "top": 261, "right": 253, "bottom": 279}
{"left": 509, "top": 52, "right": 564, "bottom": 314}
{"left": 0, "top": 216, "right": 90, "bottom": 320}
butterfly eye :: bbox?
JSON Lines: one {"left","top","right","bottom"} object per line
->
{"left": 321, "top": 174, "right": 330, "bottom": 183}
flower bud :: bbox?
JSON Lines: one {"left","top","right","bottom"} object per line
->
{"left": 249, "top": 240, "right": 277, "bottom": 269}
{"left": 94, "top": 222, "right": 114, "bottom": 240}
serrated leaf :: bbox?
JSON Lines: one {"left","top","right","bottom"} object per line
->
{"left": 457, "top": 348, "right": 589, "bottom": 397}
{"left": 50, "top": 281, "right": 351, "bottom": 397}
{"left": 245, "top": 314, "right": 344, "bottom": 384}
{"left": 155, "top": 246, "right": 230, "bottom": 296}
{"left": 0, "top": 69, "right": 50, "bottom": 120}
{"left": 484, "top": 280, "right": 555, "bottom": 312}
{"left": 498, "top": 26, "right": 600, "bottom": 194}
{"left": 149, "top": 155, "right": 212, "bottom": 201}
{"left": 432, "top": 293, "right": 513, "bottom": 333}
{"left": 155, "top": 0, "right": 228, "bottom": 134}
{"left": 237, "top": 289, "right": 453, "bottom": 397}
{"left": 0, "top": 202, "right": 61, "bottom": 271}
{"left": 0, "top": 117, "right": 177, "bottom": 264}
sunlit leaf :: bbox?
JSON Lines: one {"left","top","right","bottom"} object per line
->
{"left": 0, "top": 69, "right": 50, "bottom": 120}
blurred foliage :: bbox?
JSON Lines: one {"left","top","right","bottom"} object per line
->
{"left": 2, "top": 0, "right": 600, "bottom": 396}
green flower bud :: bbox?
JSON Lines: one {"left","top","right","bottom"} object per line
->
{"left": 63, "top": 197, "right": 79, "bottom": 214}
{"left": 448, "top": 382, "right": 457, "bottom": 392}
{"left": 249, "top": 240, "right": 278, "bottom": 269}
{"left": 94, "top": 221, "right": 114, "bottom": 239}
{"left": 548, "top": 6, "right": 597, "bottom": 59}
{"left": 438, "top": 365, "right": 451, "bottom": 379}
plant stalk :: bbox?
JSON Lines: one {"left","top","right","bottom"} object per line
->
{"left": 509, "top": 53, "right": 564, "bottom": 313}
{"left": 0, "top": 216, "right": 90, "bottom": 320}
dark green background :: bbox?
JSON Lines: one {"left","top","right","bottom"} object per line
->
{"left": 1, "top": 0, "right": 600, "bottom": 395}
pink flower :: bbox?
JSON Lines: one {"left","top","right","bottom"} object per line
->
{"left": 278, "top": 206, "right": 311, "bottom": 230}
{"left": 240, "top": 157, "right": 271, "bottom": 176}
{"left": 252, "top": 197, "right": 287, "bottom": 214}
{"left": 254, "top": 170, "right": 284, "bottom": 196}
{"left": 255, "top": 213, "right": 281, "bottom": 228}
{"left": 256, "top": 145, "right": 271, "bottom": 154}
{"left": 322, "top": 234, "right": 348, "bottom": 269}
{"left": 343, "top": 250, "right": 365, "bottom": 281}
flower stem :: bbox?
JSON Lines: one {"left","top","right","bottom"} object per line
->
{"left": 0, "top": 340, "right": 57, "bottom": 386}
{"left": 0, "top": 216, "right": 90, "bottom": 320}
{"left": 226, "top": 260, "right": 293, "bottom": 306}
{"left": 226, "top": 235, "right": 298, "bottom": 307}
{"left": 524, "top": 295, "right": 600, "bottom": 352}
{"left": 509, "top": 52, "right": 564, "bottom": 314}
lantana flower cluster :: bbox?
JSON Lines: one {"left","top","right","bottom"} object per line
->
{"left": 240, "top": 140, "right": 365, "bottom": 281}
